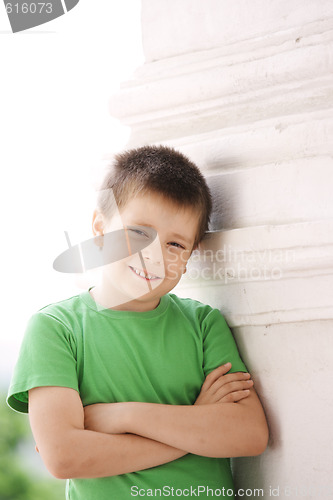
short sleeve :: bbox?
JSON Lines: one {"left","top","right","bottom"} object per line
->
{"left": 202, "top": 308, "right": 247, "bottom": 376}
{"left": 7, "top": 312, "right": 79, "bottom": 413}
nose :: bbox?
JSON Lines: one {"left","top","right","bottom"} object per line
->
{"left": 141, "top": 235, "right": 163, "bottom": 265}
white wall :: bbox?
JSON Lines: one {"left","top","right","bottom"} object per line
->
{"left": 110, "top": 1, "right": 333, "bottom": 498}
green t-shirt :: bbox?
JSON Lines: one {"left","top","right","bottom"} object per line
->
{"left": 7, "top": 290, "right": 247, "bottom": 499}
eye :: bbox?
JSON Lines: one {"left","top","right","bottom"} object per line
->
{"left": 168, "top": 242, "right": 185, "bottom": 249}
{"left": 127, "top": 228, "right": 149, "bottom": 238}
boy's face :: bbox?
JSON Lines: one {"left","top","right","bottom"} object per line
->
{"left": 92, "top": 192, "right": 199, "bottom": 312}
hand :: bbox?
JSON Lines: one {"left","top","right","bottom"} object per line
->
{"left": 84, "top": 402, "right": 130, "bottom": 434}
{"left": 194, "top": 363, "right": 253, "bottom": 405}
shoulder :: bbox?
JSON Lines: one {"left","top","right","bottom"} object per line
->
{"left": 7, "top": 294, "right": 84, "bottom": 413}
{"left": 167, "top": 293, "right": 211, "bottom": 311}
{"left": 26, "top": 292, "right": 86, "bottom": 340}
{"left": 167, "top": 293, "right": 224, "bottom": 327}
{"left": 38, "top": 291, "right": 85, "bottom": 318}
{"left": 30, "top": 295, "right": 85, "bottom": 329}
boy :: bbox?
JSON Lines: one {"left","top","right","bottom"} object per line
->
{"left": 7, "top": 146, "right": 268, "bottom": 499}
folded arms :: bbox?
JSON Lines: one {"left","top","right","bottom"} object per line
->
{"left": 28, "top": 363, "right": 269, "bottom": 479}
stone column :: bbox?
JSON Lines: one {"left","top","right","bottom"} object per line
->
{"left": 110, "top": 1, "right": 333, "bottom": 497}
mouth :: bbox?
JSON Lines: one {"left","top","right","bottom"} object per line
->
{"left": 129, "top": 266, "right": 162, "bottom": 281}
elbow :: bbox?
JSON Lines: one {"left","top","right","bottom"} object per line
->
{"left": 248, "top": 421, "right": 269, "bottom": 456}
{"left": 45, "top": 460, "right": 72, "bottom": 480}
{"left": 50, "top": 462, "right": 73, "bottom": 480}
{"left": 40, "top": 447, "right": 78, "bottom": 480}
{"left": 225, "top": 420, "right": 269, "bottom": 458}
{"left": 50, "top": 468, "right": 69, "bottom": 481}
{"left": 48, "top": 460, "right": 77, "bottom": 480}
{"left": 208, "top": 422, "right": 269, "bottom": 459}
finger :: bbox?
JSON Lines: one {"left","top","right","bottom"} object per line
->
{"left": 209, "top": 371, "right": 251, "bottom": 393}
{"left": 220, "top": 389, "right": 251, "bottom": 403}
{"left": 202, "top": 363, "right": 232, "bottom": 389}
{"left": 214, "top": 380, "right": 254, "bottom": 401}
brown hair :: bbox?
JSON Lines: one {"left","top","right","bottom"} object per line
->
{"left": 97, "top": 145, "right": 212, "bottom": 246}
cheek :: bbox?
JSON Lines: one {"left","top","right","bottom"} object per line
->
{"left": 102, "top": 260, "right": 126, "bottom": 280}
{"left": 164, "top": 249, "right": 190, "bottom": 277}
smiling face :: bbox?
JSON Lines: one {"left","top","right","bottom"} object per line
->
{"left": 91, "top": 191, "right": 199, "bottom": 312}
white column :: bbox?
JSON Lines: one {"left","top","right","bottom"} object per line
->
{"left": 110, "top": 1, "right": 333, "bottom": 497}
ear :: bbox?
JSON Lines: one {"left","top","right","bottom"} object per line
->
{"left": 92, "top": 209, "right": 105, "bottom": 236}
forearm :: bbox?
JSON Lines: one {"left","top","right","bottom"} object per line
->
{"left": 29, "top": 386, "right": 186, "bottom": 480}
{"left": 124, "top": 392, "right": 268, "bottom": 458}
{"left": 44, "top": 428, "right": 186, "bottom": 479}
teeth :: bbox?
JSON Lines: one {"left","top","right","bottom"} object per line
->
{"left": 132, "top": 267, "right": 157, "bottom": 280}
